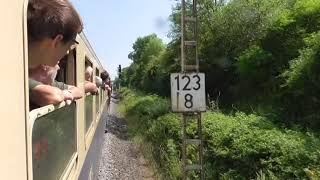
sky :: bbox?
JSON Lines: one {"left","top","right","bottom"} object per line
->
{"left": 70, "top": 0, "right": 177, "bottom": 80}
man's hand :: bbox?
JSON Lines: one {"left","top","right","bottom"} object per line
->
{"left": 104, "top": 84, "right": 111, "bottom": 92}
{"left": 62, "top": 90, "right": 74, "bottom": 105}
{"left": 84, "top": 81, "right": 99, "bottom": 94}
{"left": 67, "top": 86, "right": 83, "bottom": 100}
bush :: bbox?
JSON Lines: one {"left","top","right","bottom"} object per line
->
{"left": 203, "top": 112, "right": 320, "bottom": 179}
{"left": 280, "top": 31, "right": 320, "bottom": 128}
{"left": 235, "top": 45, "right": 276, "bottom": 96}
{"left": 120, "top": 89, "right": 320, "bottom": 179}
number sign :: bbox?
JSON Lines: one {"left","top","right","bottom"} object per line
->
{"left": 171, "top": 73, "right": 206, "bottom": 112}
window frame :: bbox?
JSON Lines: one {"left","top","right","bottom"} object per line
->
{"left": 95, "top": 68, "right": 100, "bottom": 119}
{"left": 28, "top": 102, "right": 78, "bottom": 180}
{"left": 84, "top": 57, "right": 96, "bottom": 148}
{"left": 26, "top": 34, "right": 79, "bottom": 180}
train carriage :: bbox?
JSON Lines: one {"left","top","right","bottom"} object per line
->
{"left": 0, "top": 0, "right": 108, "bottom": 179}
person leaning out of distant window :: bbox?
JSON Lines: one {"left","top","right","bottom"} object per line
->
{"left": 84, "top": 66, "right": 99, "bottom": 94}
{"left": 100, "top": 71, "right": 111, "bottom": 93}
{"left": 95, "top": 76, "right": 103, "bottom": 89}
{"left": 28, "top": 0, "right": 83, "bottom": 109}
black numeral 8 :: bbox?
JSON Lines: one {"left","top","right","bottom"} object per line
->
{"left": 185, "top": 94, "right": 193, "bottom": 108}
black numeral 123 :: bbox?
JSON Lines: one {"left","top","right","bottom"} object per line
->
{"left": 174, "top": 74, "right": 201, "bottom": 91}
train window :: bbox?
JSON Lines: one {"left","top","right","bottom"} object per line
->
{"left": 85, "top": 60, "right": 93, "bottom": 82}
{"left": 95, "top": 69, "right": 100, "bottom": 116}
{"left": 31, "top": 102, "right": 76, "bottom": 180}
{"left": 85, "top": 59, "right": 94, "bottom": 133}
{"left": 56, "top": 50, "right": 77, "bottom": 85}
{"left": 99, "top": 71, "right": 103, "bottom": 110}
{"left": 55, "top": 56, "right": 68, "bottom": 83}
{"left": 28, "top": 44, "right": 78, "bottom": 179}
{"left": 85, "top": 95, "right": 94, "bottom": 133}
{"left": 67, "top": 50, "right": 77, "bottom": 86}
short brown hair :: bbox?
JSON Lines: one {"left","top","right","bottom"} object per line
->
{"left": 28, "top": 0, "right": 83, "bottom": 43}
{"left": 101, "top": 71, "right": 109, "bottom": 81}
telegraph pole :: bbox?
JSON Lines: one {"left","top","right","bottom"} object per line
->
{"left": 118, "top": 64, "right": 121, "bottom": 90}
{"left": 170, "top": 0, "right": 206, "bottom": 179}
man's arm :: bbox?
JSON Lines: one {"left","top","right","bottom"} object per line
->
{"left": 67, "top": 85, "right": 83, "bottom": 99}
{"left": 84, "top": 81, "right": 98, "bottom": 94}
{"left": 30, "top": 85, "right": 64, "bottom": 106}
{"left": 52, "top": 80, "right": 83, "bottom": 100}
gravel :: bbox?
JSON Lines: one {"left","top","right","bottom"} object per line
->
{"left": 98, "top": 97, "right": 156, "bottom": 180}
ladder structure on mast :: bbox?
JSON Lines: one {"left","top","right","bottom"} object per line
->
{"left": 181, "top": 0, "right": 204, "bottom": 179}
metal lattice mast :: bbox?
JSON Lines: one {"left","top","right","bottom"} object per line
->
{"left": 181, "top": 0, "right": 204, "bottom": 179}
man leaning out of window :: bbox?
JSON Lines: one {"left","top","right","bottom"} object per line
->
{"left": 28, "top": 0, "right": 83, "bottom": 109}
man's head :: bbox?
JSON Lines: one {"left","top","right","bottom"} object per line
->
{"left": 100, "top": 71, "right": 109, "bottom": 82}
{"left": 85, "top": 66, "right": 93, "bottom": 81}
{"left": 29, "top": 64, "right": 60, "bottom": 85}
{"left": 28, "top": 0, "right": 83, "bottom": 67}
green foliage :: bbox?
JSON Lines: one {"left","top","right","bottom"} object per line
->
{"left": 128, "top": 34, "right": 164, "bottom": 64}
{"left": 120, "top": 0, "right": 320, "bottom": 129}
{"left": 120, "top": 89, "right": 320, "bottom": 179}
{"left": 121, "top": 34, "right": 180, "bottom": 96}
{"left": 236, "top": 45, "right": 275, "bottom": 92}
{"left": 283, "top": 32, "right": 320, "bottom": 89}
{"left": 279, "top": 31, "right": 320, "bottom": 127}
{"left": 119, "top": 88, "right": 181, "bottom": 178}
{"left": 203, "top": 112, "right": 320, "bottom": 179}
{"left": 119, "top": 0, "right": 320, "bottom": 178}
{"left": 122, "top": 34, "right": 166, "bottom": 92}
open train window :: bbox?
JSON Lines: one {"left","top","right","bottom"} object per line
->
{"left": 56, "top": 50, "right": 77, "bottom": 86}
{"left": 85, "top": 60, "right": 93, "bottom": 82}
{"left": 28, "top": 45, "right": 78, "bottom": 180}
{"left": 95, "top": 68, "right": 100, "bottom": 116}
{"left": 28, "top": 49, "right": 78, "bottom": 180}
{"left": 85, "top": 58, "right": 94, "bottom": 134}
{"left": 55, "top": 56, "right": 67, "bottom": 83}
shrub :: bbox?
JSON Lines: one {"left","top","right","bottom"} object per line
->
{"left": 120, "top": 89, "right": 320, "bottom": 179}
{"left": 203, "top": 112, "right": 320, "bottom": 179}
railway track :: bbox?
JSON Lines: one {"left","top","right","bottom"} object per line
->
{"left": 98, "top": 96, "right": 156, "bottom": 180}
